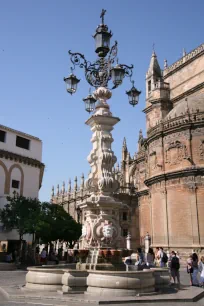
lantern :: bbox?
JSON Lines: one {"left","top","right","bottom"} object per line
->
{"left": 111, "top": 64, "right": 125, "bottom": 87}
{"left": 126, "top": 81, "right": 141, "bottom": 106}
{"left": 93, "top": 24, "right": 112, "bottom": 57}
{"left": 64, "top": 73, "right": 80, "bottom": 95}
{"left": 83, "top": 93, "right": 97, "bottom": 113}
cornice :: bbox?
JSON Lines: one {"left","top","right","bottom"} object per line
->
{"left": 144, "top": 167, "right": 204, "bottom": 187}
{"left": 0, "top": 149, "right": 45, "bottom": 169}
{"left": 171, "top": 82, "right": 204, "bottom": 104}
{"left": 0, "top": 124, "right": 41, "bottom": 142}
{"left": 137, "top": 189, "right": 149, "bottom": 197}
{"left": 163, "top": 43, "right": 204, "bottom": 78}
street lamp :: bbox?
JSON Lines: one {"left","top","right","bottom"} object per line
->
{"left": 126, "top": 81, "right": 141, "bottom": 107}
{"left": 64, "top": 68, "right": 80, "bottom": 95}
{"left": 83, "top": 90, "right": 97, "bottom": 113}
{"left": 64, "top": 9, "right": 140, "bottom": 110}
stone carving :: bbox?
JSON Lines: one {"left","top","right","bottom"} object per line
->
{"left": 165, "top": 141, "right": 188, "bottom": 165}
{"left": 164, "top": 43, "right": 204, "bottom": 76}
{"left": 85, "top": 88, "right": 119, "bottom": 195}
{"left": 199, "top": 140, "right": 204, "bottom": 160}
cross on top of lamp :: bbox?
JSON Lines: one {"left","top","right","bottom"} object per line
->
{"left": 64, "top": 9, "right": 141, "bottom": 112}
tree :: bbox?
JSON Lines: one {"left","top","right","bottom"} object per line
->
{"left": 0, "top": 195, "right": 41, "bottom": 243}
{"left": 36, "top": 203, "right": 82, "bottom": 246}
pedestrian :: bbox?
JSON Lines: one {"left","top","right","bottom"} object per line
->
{"left": 135, "top": 248, "right": 145, "bottom": 270}
{"left": 146, "top": 247, "right": 155, "bottom": 267}
{"left": 170, "top": 251, "right": 180, "bottom": 287}
{"left": 156, "top": 247, "right": 168, "bottom": 267}
{"left": 198, "top": 256, "right": 204, "bottom": 288}
{"left": 191, "top": 252, "right": 199, "bottom": 286}
{"left": 187, "top": 254, "right": 193, "bottom": 285}
{"left": 40, "top": 248, "right": 47, "bottom": 265}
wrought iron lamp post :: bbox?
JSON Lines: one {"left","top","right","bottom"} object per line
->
{"left": 64, "top": 9, "right": 141, "bottom": 110}
{"left": 63, "top": 9, "right": 141, "bottom": 250}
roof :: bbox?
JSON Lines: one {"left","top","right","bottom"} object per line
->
{"left": 166, "top": 91, "right": 204, "bottom": 119}
{"left": 0, "top": 124, "right": 41, "bottom": 142}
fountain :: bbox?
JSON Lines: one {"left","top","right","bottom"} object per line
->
{"left": 25, "top": 9, "right": 170, "bottom": 297}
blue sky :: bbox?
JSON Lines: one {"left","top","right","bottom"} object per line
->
{"left": 0, "top": 0, "right": 203, "bottom": 201}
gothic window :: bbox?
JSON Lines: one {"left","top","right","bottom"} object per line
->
{"left": 148, "top": 80, "right": 151, "bottom": 92}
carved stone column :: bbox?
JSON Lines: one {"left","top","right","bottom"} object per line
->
{"left": 79, "top": 87, "right": 124, "bottom": 251}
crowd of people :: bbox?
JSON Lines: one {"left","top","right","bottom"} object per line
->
{"left": 125, "top": 247, "right": 204, "bottom": 288}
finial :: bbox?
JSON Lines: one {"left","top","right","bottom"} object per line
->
{"left": 68, "top": 179, "right": 71, "bottom": 193}
{"left": 51, "top": 186, "right": 54, "bottom": 197}
{"left": 139, "top": 129, "right": 143, "bottom": 140}
{"left": 183, "top": 48, "right": 186, "bottom": 57}
{"left": 123, "top": 137, "right": 127, "bottom": 150}
{"left": 100, "top": 9, "right": 106, "bottom": 24}
{"left": 62, "top": 181, "right": 65, "bottom": 194}
{"left": 152, "top": 42, "right": 156, "bottom": 56}
{"left": 116, "top": 163, "right": 120, "bottom": 172}
{"left": 164, "top": 59, "right": 168, "bottom": 69}
{"left": 57, "top": 184, "right": 59, "bottom": 196}
{"left": 81, "top": 173, "right": 84, "bottom": 189}
{"left": 74, "top": 176, "right": 78, "bottom": 191}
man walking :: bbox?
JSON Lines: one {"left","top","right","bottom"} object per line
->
{"left": 170, "top": 251, "right": 180, "bottom": 287}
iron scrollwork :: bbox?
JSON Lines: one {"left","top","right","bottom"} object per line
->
{"left": 68, "top": 40, "right": 133, "bottom": 89}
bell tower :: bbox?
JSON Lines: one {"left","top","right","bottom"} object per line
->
{"left": 144, "top": 50, "right": 171, "bottom": 131}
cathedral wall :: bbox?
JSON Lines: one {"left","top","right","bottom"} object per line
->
{"left": 148, "top": 137, "right": 164, "bottom": 177}
{"left": 163, "top": 131, "right": 191, "bottom": 172}
{"left": 166, "top": 182, "right": 193, "bottom": 247}
{"left": 191, "top": 127, "right": 204, "bottom": 166}
{"left": 164, "top": 55, "right": 204, "bottom": 101}
{"left": 138, "top": 195, "right": 151, "bottom": 240}
{"left": 150, "top": 184, "right": 168, "bottom": 247}
{"left": 197, "top": 186, "right": 204, "bottom": 245}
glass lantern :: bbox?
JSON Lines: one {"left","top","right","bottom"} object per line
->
{"left": 111, "top": 64, "right": 125, "bottom": 87}
{"left": 64, "top": 73, "right": 80, "bottom": 95}
{"left": 83, "top": 93, "right": 97, "bottom": 113}
{"left": 93, "top": 24, "right": 112, "bottom": 57}
{"left": 126, "top": 81, "right": 141, "bottom": 106}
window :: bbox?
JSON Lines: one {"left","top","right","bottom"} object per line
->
{"left": 12, "top": 180, "right": 20, "bottom": 189}
{"left": 16, "top": 136, "right": 30, "bottom": 150}
{"left": 0, "top": 130, "right": 6, "bottom": 143}
{"left": 148, "top": 80, "right": 151, "bottom": 92}
{"left": 123, "top": 212, "right": 128, "bottom": 221}
{"left": 123, "top": 229, "right": 128, "bottom": 237}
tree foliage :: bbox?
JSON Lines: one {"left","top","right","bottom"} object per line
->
{"left": 0, "top": 196, "right": 82, "bottom": 245}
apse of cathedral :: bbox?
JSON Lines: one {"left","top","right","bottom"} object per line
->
{"left": 52, "top": 43, "right": 204, "bottom": 253}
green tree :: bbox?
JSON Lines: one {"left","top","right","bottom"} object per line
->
{"left": 0, "top": 195, "right": 41, "bottom": 243}
{"left": 36, "top": 203, "right": 82, "bottom": 246}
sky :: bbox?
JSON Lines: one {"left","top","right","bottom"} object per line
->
{"left": 0, "top": 0, "right": 203, "bottom": 202}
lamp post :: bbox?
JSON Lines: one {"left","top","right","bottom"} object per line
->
{"left": 64, "top": 10, "right": 141, "bottom": 252}
{"left": 64, "top": 9, "right": 141, "bottom": 111}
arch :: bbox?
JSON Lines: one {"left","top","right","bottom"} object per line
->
{"left": 8, "top": 164, "right": 24, "bottom": 196}
{"left": 0, "top": 160, "right": 9, "bottom": 194}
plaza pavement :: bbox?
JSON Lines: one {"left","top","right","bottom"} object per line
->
{"left": 0, "top": 268, "right": 203, "bottom": 306}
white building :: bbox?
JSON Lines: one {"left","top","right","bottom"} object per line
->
{"left": 0, "top": 124, "right": 44, "bottom": 252}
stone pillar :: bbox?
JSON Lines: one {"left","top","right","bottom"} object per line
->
{"left": 126, "top": 233, "right": 131, "bottom": 250}
{"left": 144, "top": 232, "right": 151, "bottom": 254}
{"left": 78, "top": 87, "right": 125, "bottom": 251}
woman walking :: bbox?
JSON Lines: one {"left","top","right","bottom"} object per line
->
{"left": 198, "top": 256, "right": 204, "bottom": 288}
{"left": 191, "top": 253, "right": 199, "bottom": 286}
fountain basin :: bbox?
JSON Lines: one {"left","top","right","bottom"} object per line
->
{"left": 62, "top": 269, "right": 88, "bottom": 293}
{"left": 86, "top": 270, "right": 155, "bottom": 297}
{"left": 25, "top": 264, "right": 76, "bottom": 291}
{"left": 150, "top": 268, "right": 170, "bottom": 289}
